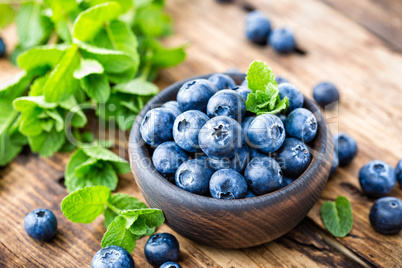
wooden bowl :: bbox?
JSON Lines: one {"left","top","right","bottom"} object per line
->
{"left": 129, "top": 73, "right": 333, "bottom": 249}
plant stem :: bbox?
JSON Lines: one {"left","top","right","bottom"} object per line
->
{"left": 106, "top": 202, "right": 121, "bottom": 215}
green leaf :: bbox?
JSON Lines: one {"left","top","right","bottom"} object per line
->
{"left": 43, "top": 44, "right": 80, "bottom": 103}
{"left": 119, "top": 208, "right": 164, "bottom": 236}
{"left": 14, "top": 96, "right": 57, "bottom": 111}
{"left": 28, "top": 128, "right": 66, "bottom": 157}
{"left": 65, "top": 149, "right": 91, "bottom": 192}
{"left": 73, "top": 2, "right": 122, "bottom": 42}
{"left": 81, "top": 146, "right": 130, "bottom": 174}
{"left": 134, "top": 5, "right": 172, "bottom": 37}
{"left": 59, "top": 96, "right": 88, "bottom": 128}
{"left": 80, "top": 74, "right": 111, "bottom": 103}
{"left": 55, "top": 20, "right": 72, "bottom": 43}
{"left": 29, "top": 73, "right": 50, "bottom": 96}
{"left": 0, "top": 4, "right": 15, "bottom": 29}
{"left": 73, "top": 59, "right": 104, "bottom": 79}
{"left": 113, "top": 79, "right": 159, "bottom": 95}
{"left": 17, "top": 45, "right": 68, "bottom": 76}
{"left": 0, "top": 71, "right": 31, "bottom": 100}
{"left": 16, "top": 2, "right": 53, "bottom": 49}
{"left": 265, "top": 97, "right": 289, "bottom": 115}
{"left": 246, "top": 60, "right": 277, "bottom": 92}
{"left": 152, "top": 43, "right": 187, "bottom": 68}
{"left": 44, "top": 0, "right": 78, "bottom": 22}
{"left": 61, "top": 185, "right": 111, "bottom": 223}
{"left": 320, "top": 196, "right": 353, "bottom": 237}
{"left": 104, "top": 193, "right": 148, "bottom": 227}
{"left": 101, "top": 216, "right": 139, "bottom": 253}
{"left": 86, "top": 0, "right": 133, "bottom": 13}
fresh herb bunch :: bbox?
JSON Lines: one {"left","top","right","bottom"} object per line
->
{"left": 61, "top": 186, "right": 165, "bottom": 252}
{"left": 245, "top": 60, "right": 289, "bottom": 115}
{"left": 0, "top": 1, "right": 186, "bottom": 173}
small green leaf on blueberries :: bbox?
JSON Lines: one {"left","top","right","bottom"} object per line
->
{"left": 101, "top": 216, "right": 140, "bottom": 253}
{"left": 246, "top": 60, "right": 277, "bottom": 92}
{"left": 61, "top": 185, "right": 111, "bottom": 223}
{"left": 119, "top": 209, "right": 165, "bottom": 236}
{"left": 320, "top": 196, "right": 353, "bottom": 237}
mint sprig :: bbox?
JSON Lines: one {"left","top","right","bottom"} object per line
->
{"left": 61, "top": 186, "right": 165, "bottom": 252}
{"left": 320, "top": 196, "right": 353, "bottom": 237}
{"left": 245, "top": 60, "right": 289, "bottom": 115}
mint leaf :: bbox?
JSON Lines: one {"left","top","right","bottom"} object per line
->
{"left": 101, "top": 216, "right": 139, "bottom": 253}
{"left": 265, "top": 97, "right": 289, "bottom": 115}
{"left": 74, "top": 59, "right": 104, "bottom": 79}
{"left": 81, "top": 146, "right": 130, "bottom": 174}
{"left": 246, "top": 60, "right": 277, "bottom": 92}
{"left": 28, "top": 128, "right": 66, "bottom": 157}
{"left": 16, "top": 2, "right": 53, "bottom": 49}
{"left": 29, "top": 73, "right": 50, "bottom": 96}
{"left": 113, "top": 79, "right": 159, "bottom": 95}
{"left": 44, "top": 0, "right": 78, "bottom": 22}
{"left": 59, "top": 96, "right": 88, "bottom": 128}
{"left": 104, "top": 193, "right": 148, "bottom": 227}
{"left": 321, "top": 196, "right": 353, "bottom": 237}
{"left": 61, "top": 185, "right": 111, "bottom": 223}
{"left": 43, "top": 44, "right": 80, "bottom": 102}
{"left": 134, "top": 5, "right": 172, "bottom": 37}
{"left": 152, "top": 43, "right": 187, "bottom": 68}
{"left": 0, "top": 71, "right": 31, "bottom": 100}
{"left": 81, "top": 74, "right": 111, "bottom": 103}
{"left": 86, "top": 0, "right": 133, "bottom": 13}
{"left": 73, "top": 2, "right": 122, "bottom": 42}
{"left": 0, "top": 4, "right": 15, "bottom": 29}
{"left": 120, "top": 209, "right": 164, "bottom": 236}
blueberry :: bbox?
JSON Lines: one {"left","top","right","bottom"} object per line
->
{"left": 245, "top": 11, "right": 271, "bottom": 45}
{"left": 278, "top": 83, "right": 304, "bottom": 112}
{"left": 160, "top": 262, "right": 182, "bottom": 268}
{"left": 281, "top": 177, "right": 295, "bottom": 188}
{"left": 276, "top": 138, "right": 311, "bottom": 178}
{"left": 175, "top": 159, "right": 214, "bottom": 195}
{"left": 330, "top": 151, "right": 339, "bottom": 176}
{"left": 359, "top": 160, "right": 396, "bottom": 197}
{"left": 24, "top": 209, "right": 57, "bottom": 241}
{"left": 208, "top": 144, "right": 250, "bottom": 173}
{"left": 395, "top": 160, "right": 402, "bottom": 187}
{"left": 162, "top": 101, "right": 182, "bottom": 117}
{"left": 246, "top": 114, "right": 285, "bottom": 153}
{"left": 333, "top": 133, "right": 358, "bottom": 166}
{"left": 313, "top": 82, "right": 339, "bottom": 107}
{"left": 249, "top": 147, "right": 266, "bottom": 159}
{"left": 152, "top": 142, "right": 189, "bottom": 177}
{"left": 241, "top": 79, "right": 248, "bottom": 87}
{"left": 140, "top": 108, "right": 175, "bottom": 146}
{"left": 173, "top": 110, "right": 209, "bottom": 152}
{"left": 244, "top": 190, "right": 256, "bottom": 198}
{"left": 285, "top": 108, "right": 318, "bottom": 143}
{"left": 209, "top": 169, "right": 248, "bottom": 199}
{"left": 207, "top": 89, "right": 246, "bottom": 121}
{"left": 269, "top": 28, "right": 296, "bottom": 53}
{"left": 244, "top": 157, "right": 282, "bottom": 195}
{"left": 208, "top": 74, "right": 236, "bottom": 90}
{"left": 0, "top": 38, "right": 5, "bottom": 58}
{"left": 241, "top": 116, "right": 255, "bottom": 135}
{"left": 233, "top": 86, "right": 252, "bottom": 101}
{"left": 199, "top": 116, "right": 244, "bottom": 159}
{"left": 91, "top": 246, "right": 135, "bottom": 268}
{"left": 277, "top": 114, "right": 286, "bottom": 125}
{"left": 369, "top": 197, "right": 402, "bottom": 235}
{"left": 275, "top": 76, "right": 289, "bottom": 84}
{"left": 145, "top": 233, "right": 180, "bottom": 267}
{"left": 177, "top": 79, "right": 218, "bottom": 112}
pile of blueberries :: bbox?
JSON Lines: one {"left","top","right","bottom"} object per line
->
{"left": 140, "top": 73, "right": 318, "bottom": 199}
{"left": 0, "top": 37, "right": 6, "bottom": 58}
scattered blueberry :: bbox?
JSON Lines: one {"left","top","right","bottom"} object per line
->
{"left": 208, "top": 74, "right": 236, "bottom": 90}
{"left": 245, "top": 190, "right": 256, "bottom": 198}
{"left": 152, "top": 142, "right": 189, "bottom": 177}
{"left": 207, "top": 89, "right": 246, "bottom": 122}
{"left": 275, "top": 76, "right": 289, "bottom": 84}
{"left": 359, "top": 160, "right": 396, "bottom": 197}
{"left": 245, "top": 11, "right": 271, "bottom": 45}
{"left": 330, "top": 151, "right": 339, "bottom": 176}
{"left": 333, "top": 133, "right": 357, "bottom": 166}
{"left": 233, "top": 86, "right": 252, "bottom": 101}
{"left": 173, "top": 110, "right": 209, "bottom": 152}
{"left": 140, "top": 108, "right": 175, "bottom": 146}
{"left": 244, "top": 157, "right": 283, "bottom": 195}
{"left": 0, "top": 38, "right": 5, "bottom": 58}
{"left": 313, "top": 82, "right": 339, "bottom": 107}
{"left": 277, "top": 114, "right": 286, "bottom": 125}
{"left": 209, "top": 144, "right": 250, "bottom": 172}
{"left": 91, "top": 246, "right": 135, "bottom": 268}
{"left": 246, "top": 114, "right": 285, "bottom": 153}
{"left": 369, "top": 197, "right": 402, "bottom": 235}
{"left": 160, "top": 262, "right": 182, "bottom": 268}
{"left": 276, "top": 138, "right": 311, "bottom": 178}
{"left": 24, "top": 208, "right": 57, "bottom": 241}
{"left": 175, "top": 159, "right": 214, "bottom": 195}
{"left": 198, "top": 116, "right": 244, "bottom": 159}
{"left": 177, "top": 79, "right": 218, "bottom": 112}
{"left": 162, "top": 101, "right": 182, "bottom": 118}
{"left": 281, "top": 177, "right": 295, "bottom": 188}
{"left": 145, "top": 233, "right": 180, "bottom": 267}
{"left": 278, "top": 83, "right": 304, "bottom": 112}
{"left": 209, "top": 169, "right": 248, "bottom": 199}
{"left": 395, "top": 160, "right": 402, "bottom": 187}
{"left": 269, "top": 28, "right": 296, "bottom": 53}
{"left": 285, "top": 108, "right": 318, "bottom": 143}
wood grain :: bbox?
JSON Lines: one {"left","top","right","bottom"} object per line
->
{"left": 0, "top": 0, "right": 401, "bottom": 266}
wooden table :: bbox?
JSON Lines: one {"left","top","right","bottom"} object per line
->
{"left": 1, "top": 0, "right": 401, "bottom": 267}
